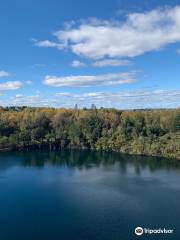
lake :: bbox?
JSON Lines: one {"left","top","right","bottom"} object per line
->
{"left": 0, "top": 150, "right": 180, "bottom": 240}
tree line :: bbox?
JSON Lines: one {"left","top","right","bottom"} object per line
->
{"left": 0, "top": 106, "right": 179, "bottom": 159}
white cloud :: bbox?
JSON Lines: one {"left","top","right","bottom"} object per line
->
{"left": 71, "top": 59, "right": 132, "bottom": 68}
{"left": 15, "top": 94, "right": 23, "bottom": 98}
{"left": 33, "top": 40, "right": 65, "bottom": 49}
{"left": 82, "top": 92, "right": 102, "bottom": 97}
{"left": 10, "top": 93, "right": 48, "bottom": 107}
{"left": 93, "top": 59, "right": 132, "bottom": 67}
{"left": 43, "top": 72, "right": 137, "bottom": 87}
{"left": 0, "top": 70, "right": 10, "bottom": 78}
{"left": 36, "top": 6, "right": 180, "bottom": 59}
{"left": 71, "top": 60, "right": 86, "bottom": 67}
{"left": 55, "top": 92, "right": 73, "bottom": 97}
{"left": 0, "top": 81, "right": 23, "bottom": 90}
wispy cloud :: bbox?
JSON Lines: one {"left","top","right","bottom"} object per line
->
{"left": 43, "top": 72, "right": 137, "bottom": 87}
{"left": 15, "top": 94, "right": 24, "bottom": 98}
{"left": 93, "top": 59, "right": 132, "bottom": 67}
{"left": 71, "top": 59, "right": 132, "bottom": 68}
{"left": 25, "top": 80, "right": 33, "bottom": 84}
{"left": 31, "top": 63, "right": 46, "bottom": 68}
{"left": 55, "top": 92, "right": 73, "bottom": 97}
{"left": 54, "top": 89, "right": 180, "bottom": 109}
{"left": 35, "top": 6, "right": 180, "bottom": 59}
{"left": 8, "top": 93, "right": 54, "bottom": 107}
{"left": 1, "top": 89, "right": 179, "bottom": 109}
{"left": 0, "top": 81, "right": 23, "bottom": 90}
{"left": 176, "top": 49, "right": 180, "bottom": 54}
{"left": 33, "top": 39, "right": 65, "bottom": 49}
{"left": 71, "top": 60, "right": 86, "bottom": 68}
{"left": 0, "top": 70, "right": 10, "bottom": 78}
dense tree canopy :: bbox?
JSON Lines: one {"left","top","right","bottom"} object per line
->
{"left": 0, "top": 107, "right": 179, "bottom": 159}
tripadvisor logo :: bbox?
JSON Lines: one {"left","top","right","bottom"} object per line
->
{"left": 135, "top": 226, "right": 174, "bottom": 236}
{"left": 135, "top": 227, "right": 143, "bottom": 236}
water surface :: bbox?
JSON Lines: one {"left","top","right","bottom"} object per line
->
{"left": 0, "top": 150, "right": 180, "bottom": 240}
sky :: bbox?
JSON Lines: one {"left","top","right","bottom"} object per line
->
{"left": 0, "top": 0, "right": 180, "bottom": 109}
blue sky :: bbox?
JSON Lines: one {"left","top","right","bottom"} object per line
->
{"left": 0, "top": 0, "right": 180, "bottom": 109}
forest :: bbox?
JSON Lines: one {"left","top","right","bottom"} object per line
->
{"left": 0, "top": 106, "right": 179, "bottom": 159}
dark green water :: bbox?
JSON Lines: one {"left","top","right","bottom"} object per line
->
{"left": 0, "top": 150, "right": 180, "bottom": 240}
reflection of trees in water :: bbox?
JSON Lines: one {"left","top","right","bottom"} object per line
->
{"left": 17, "top": 150, "right": 180, "bottom": 173}
{"left": 0, "top": 150, "right": 180, "bottom": 174}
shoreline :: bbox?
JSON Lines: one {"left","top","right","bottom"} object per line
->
{"left": 0, "top": 144, "right": 179, "bottom": 161}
